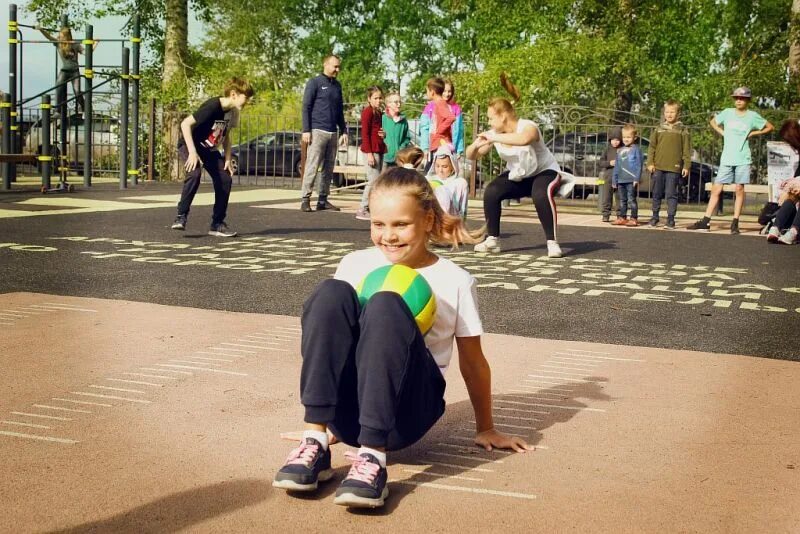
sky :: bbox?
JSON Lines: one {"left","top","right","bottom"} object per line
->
{"left": 0, "top": 1, "right": 203, "bottom": 112}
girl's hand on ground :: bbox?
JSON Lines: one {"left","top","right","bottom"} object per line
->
{"left": 185, "top": 152, "right": 202, "bottom": 172}
{"left": 475, "top": 428, "right": 534, "bottom": 452}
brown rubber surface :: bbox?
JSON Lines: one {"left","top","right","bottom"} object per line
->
{"left": 1, "top": 293, "right": 798, "bottom": 533}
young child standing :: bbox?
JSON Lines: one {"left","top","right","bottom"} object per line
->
{"left": 356, "top": 86, "right": 387, "bottom": 221}
{"left": 647, "top": 100, "right": 692, "bottom": 229}
{"left": 598, "top": 127, "right": 622, "bottom": 222}
{"left": 443, "top": 80, "right": 465, "bottom": 172}
{"left": 273, "top": 168, "right": 532, "bottom": 509}
{"left": 688, "top": 87, "right": 774, "bottom": 233}
{"left": 427, "top": 145, "right": 469, "bottom": 219}
{"left": 418, "top": 77, "right": 456, "bottom": 172}
{"left": 170, "top": 77, "right": 254, "bottom": 236}
{"left": 381, "top": 91, "right": 412, "bottom": 170}
{"left": 611, "top": 124, "right": 643, "bottom": 227}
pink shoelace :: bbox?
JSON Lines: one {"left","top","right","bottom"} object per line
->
{"left": 284, "top": 440, "right": 319, "bottom": 466}
{"left": 343, "top": 451, "right": 380, "bottom": 484}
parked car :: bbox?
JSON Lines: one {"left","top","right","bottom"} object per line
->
{"left": 23, "top": 113, "right": 119, "bottom": 168}
{"left": 549, "top": 131, "right": 715, "bottom": 202}
{"left": 229, "top": 131, "right": 303, "bottom": 177}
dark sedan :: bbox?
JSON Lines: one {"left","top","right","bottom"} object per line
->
{"left": 229, "top": 131, "right": 303, "bottom": 177}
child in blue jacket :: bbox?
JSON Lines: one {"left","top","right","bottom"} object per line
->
{"left": 612, "top": 124, "right": 643, "bottom": 226}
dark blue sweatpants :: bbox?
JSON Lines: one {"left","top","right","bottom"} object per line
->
{"left": 300, "top": 279, "right": 446, "bottom": 451}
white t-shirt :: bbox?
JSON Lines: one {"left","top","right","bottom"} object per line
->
{"left": 334, "top": 247, "right": 483, "bottom": 375}
{"left": 493, "top": 119, "right": 560, "bottom": 181}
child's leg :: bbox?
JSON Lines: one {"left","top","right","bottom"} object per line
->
{"left": 530, "top": 170, "right": 561, "bottom": 241}
{"left": 651, "top": 170, "right": 664, "bottom": 221}
{"left": 205, "top": 151, "right": 233, "bottom": 226}
{"left": 175, "top": 145, "right": 204, "bottom": 218}
{"left": 599, "top": 170, "right": 611, "bottom": 217}
{"left": 629, "top": 184, "right": 638, "bottom": 220}
{"left": 482, "top": 172, "right": 533, "bottom": 237}
{"left": 664, "top": 171, "right": 679, "bottom": 223}
{"left": 359, "top": 153, "right": 382, "bottom": 210}
{"left": 774, "top": 200, "right": 799, "bottom": 231}
{"left": 618, "top": 184, "right": 629, "bottom": 218}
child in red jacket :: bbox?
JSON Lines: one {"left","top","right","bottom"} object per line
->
{"left": 356, "top": 86, "right": 387, "bottom": 220}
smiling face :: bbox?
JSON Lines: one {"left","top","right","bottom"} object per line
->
{"left": 434, "top": 156, "right": 454, "bottom": 179}
{"left": 443, "top": 83, "right": 453, "bottom": 103}
{"left": 370, "top": 190, "right": 434, "bottom": 268}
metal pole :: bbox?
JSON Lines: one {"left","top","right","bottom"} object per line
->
{"left": 41, "top": 95, "right": 52, "bottom": 189}
{"left": 147, "top": 97, "right": 156, "bottom": 181}
{"left": 119, "top": 47, "right": 129, "bottom": 189}
{"left": 2, "top": 93, "right": 11, "bottom": 189}
{"left": 83, "top": 24, "right": 93, "bottom": 187}
{"left": 7, "top": 4, "right": 19, "bottom": 184}
{"left": 130, "top": 15, "right": 140, "bottom": 185}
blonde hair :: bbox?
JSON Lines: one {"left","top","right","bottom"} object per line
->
{"left": 385, "top": 91, "right": 400, "bottom": 102}
{"left": 58, "top": 27, "right": 75, "bottom": 59}
{"left": 488, "top": 97, "right": 517, "bottom": 119}
{"left": 664, "top": 99, "right": 681, "bottom": 111}
{"left": 622, "top": 123, "right": 638, "bottom": 137}
{"left": 395, "top": 146, "right": 425, "bottom": 169}
{"left": 371, "top": 167, "right": 484, "bottom": 248}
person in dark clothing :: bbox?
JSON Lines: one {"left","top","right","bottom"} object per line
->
{"left": 300, "top": 55, "right": 349, "bottom": 212}
{"left": 170, "top": 77, "right": 254, "bottom": 237}
{"left": 36, "top": 24, "right": 99, "bottom": 114}
{"left": 598, "top": 127, "right": 622, "bottom": 222}
{"left": 766, "top": 120, "right": 800, "bottom": 245}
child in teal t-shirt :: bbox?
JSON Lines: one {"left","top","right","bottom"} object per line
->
{"left": 687, "top": 87, "right": 773, "bottom": 234}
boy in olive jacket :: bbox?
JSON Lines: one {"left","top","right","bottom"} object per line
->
{"left": 647, "top": 100, "right": 692, "bottom": 229}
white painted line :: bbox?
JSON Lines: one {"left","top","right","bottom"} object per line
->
{"left": 221, "top": 342, "right": 269, "bottom": 349}
{"left": 155, "top": 364, "right": 248, "bottom": 376}
{"left": 523, "top": 378, "right": 575, "bottom": 386}
{"left": 89, "top": 385, "right": 147, "bottom": 394}
{"left": 0, "top": 312, "right": 25, "bottom": 318}
{"left": 70, "top": 392, "right": 152, "bottom": 404}
{"left": 245, "top": 334, "right": 295, "bottom": 341}
{"left": 536, "top": 369, "right": 593, "bottom": 378}
{"left": 564, "top": 348, "right": 611, "bottom": 355}
{"left": 169, "top": 359, "right": 223, "bottom": 367}
{"left": 235, "top": 339, "right": 283, "bottom": 345}
{"left": 480, "top": 420, "right": 537, "bottom": 431}
{"left": 14, "top": 307, "right": 47, "bottom": 313}
{"left": 509, "top": 391, "right": 566, "bottom": 399}
{"left": 494, "top": 414, "right": 542, "bottom": 422}
{"left": 32, "top": 404, "right": 92, "bottom": 414}
{"left": 511, "top": 385, "right": 574, "bottom": 393}
{"left": 542, "top": 363, "right": 597, "bottom": 372}
{"left": 501, "top": 400, "right": 606, "bottom": 413}
{"left": 437, "top": 442, "right": 513, "bottom": 456}
{"left": 1, "top": 420, "right": 51, "bottom": 429}
{"left": 0, "top": 321, "right": 13, "bottom": 326}
{"left": 196, "top": 351, "right": 243, "bottom": 359}
{"left": 52, "top": 397, "right": 112, "bottom": 407}
{"left": 43, "top": 301, "right": 94, "bottom": 309}
{"left": 527, "top": 374, "right": 597, "bottom": 383}
{"left": 123, "top": 373, "right": 179, "bottom": 380}
{"left": 400, "top": 468, "right": 483, "bottom": 482}
{"left": 30, "top": 304, "right": 98, "bottom": 313}
{"left": 106, "top": 378, "right": 164, "bottom": 387}
{"left": 11, "top": 411, "right": 72, "bottom": 421}
{"left": 210, "top": 347, "right": 255, "bottom": 354}
{"left": 391, "top": 480, "right": 536, "bottom": 500}
{"left": 0, "top": 430, "right": 78, "bottom": 444}
{"left": 190, "top": 355, "right": 235, "bottom": 362}
{"left": 427, "top": 461, "right": 494, "bottom": 473}
{"left": 494, "top": 402, "right": 549, "bottom": 414}
{"left": 428, "top": 451, "right": 503, "bottom": 464}
{"left": 141, "top": 367, "right": 192, "bottom": 375}
{"left": 556, "top": 351, "right": 644, "bottom": 362}
{"left": 550, "top": 358, "right": 601, "bottom": 366}
{"left": 550, "top": 355, "right": 600, "bottom": 363}
{"left": 271, "top": 327, "right": 301, "bottom": 332}
{"left": 1, "top": 310, "right": 28, "bottom": 316}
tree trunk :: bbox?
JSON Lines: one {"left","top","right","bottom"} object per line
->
{"left": 162, "top": 0, "right": 189, "bottom": 181}
{"left": 790, "top": 0, "right": 800, "bottom": 97}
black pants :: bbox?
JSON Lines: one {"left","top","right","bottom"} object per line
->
{"left": 176, "top": 145, "right": 232, "bottom": 226}
{"left": 300, "top": 279, "right": 446, "bottom": 450}
{"left": 56, "top": 69, "right": 84, "bottom": 113}
{"left": 775, "top": 199, "right": 800, "bottom": 231}
{"left": 483, "top": 170, "right": 561, "bottom": 240}
{"left": 651, "top": 170, "right": 679, "bottom": 222}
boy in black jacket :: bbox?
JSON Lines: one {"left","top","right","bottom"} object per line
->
{"left": 598, "top": 127, "right": 622, "bottom": 222}
{"left": 171, "top": 77, "right": 254, "bottom": 236}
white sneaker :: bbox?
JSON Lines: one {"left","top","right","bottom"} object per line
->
{"left": 546, "top": 240, "right": 563, "bottom": 258}
{"left": 766, "top": 226, "right": 781, "bottom": 243}
{"left": 777, "top": 228, "right": 798, "bottom": 245}
{"left": 474, "top": 236, "right": 501, "bottom": 253}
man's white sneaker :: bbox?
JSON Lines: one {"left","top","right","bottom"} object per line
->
{"left": 547, "top": 240, "right": 563, "bottom": 258}
{"left": 474, "top": 236, "right": 501, "bottom": 253}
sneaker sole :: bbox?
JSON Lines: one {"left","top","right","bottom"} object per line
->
{"left": 170, "top": 225, "right": 185, "bottom": 230}
{"left": 208, "top": 231, "right": 238, "bottom": 237}
{"left": 333, "top": 487, "right": 389, "bottom": 508}
{"left": 355, "top": 215, "right": 370, "bottom": 221}
{"left": 272, "top": 469, "right": 334, "bottom": 492}
{"left": 767, "top": 235, "right": 780, "bottom": 243}
{"left": 474, "top": 245, "right": 501, "bottom": 253}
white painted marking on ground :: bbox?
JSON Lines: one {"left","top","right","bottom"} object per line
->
{"left": 196, "top": 351, "right": 243, "bottom": 359}
{"left": 564, "top": 348, "right": 611, "bottom": 355}
{"left": 550, "top": 356, "right": 601, "bottom": 365}
{"left": 428, "top": 451, "right": 504, "bottom": 464}
{"left": 494, "top": 402, "right": 549, "bottom": 414}
{"left": 141, "top": 367, "right": 192, "bottom": 375}
{"left": 70, "top": 392, "right": 151, "bottom": 404}
{"left": 501, "top": 400, "right": 606, "bottom": 412}
{"left": 235, "top": 339, "right": 283, "bottom": 345}
{"left": 52, "top": 397, "right": 113, "bottom": 407}
{"left": 438, "top": 442, "right": 513, "bottom": 456}
{"left": 210, "top": 347, "right": 255, "bottom": 354}
{"left": 479, "top": 420, "right": 537, "bottom": 431}
{"left": 271, "top": 327, "right": 301, "bottom": 333}
{"left": 527, "top": 374, "right": 597, "bottom": 383}
{"left": 536, "top": 369, "right": 594, "bottom": 378}
{"left": 106, "top": 378, "right": 164, "bottom": 387}
{"left": 0, "top": 430, "right": 78, "bottom": 444}
{"left": 427, "top": 460, "right": 494, "bottom": 473}
{"left": 0, "top": 321, "right": 13, "bottom": 326}
{"left": 89, "top": 385, "right": 147, "bottom": 394}
{"left": 1, "top": 420, "right": 51, "bottom": 429}
{"left": 245, "top": 334, "right": 296, "bottom": 341}
{"left": 169, "top": 359, "right": 223, "bottom": 367}
{"left": 10, "top": 411, "right": 72, "bottom": 421}
{"left": 400, "top": 468, "right": 483, "bottom": 482}
{"left": 43, "top": 301, "right": 94, "bottom": 310}
{"left": 522, "top": 378, "right": 576, "bottom": 386}
{"left": 511, "top": 385, "right": 574, "bottom": 393}
{"left": 220, "top": 342, "right": 269, "bottom": 350}
{"left": 392, "top": 480, "right": 536, "bottom": 500}
{"left": 0, "top": 312, "right": 26, "bottom": 318}
{"left": 509, "top": 391, "right": 566, "bottom": 399}
{"left": 494, "top": 414, "right": 542, "bottom": 422}
{"left": 557, "top": 351, "right": 644, "bottom": 362}
{"left": 30, "top": 304, "right": 98, "bottom": 313}
{"left": 155, "top": 364, "right": 248, "bottom": 376}
{"left": 123, "top": 373, "right": 178, "bottom": 380}
{"left": 190, "top": 355, "right": 235, "bottom": 362}
{"left": 32, "top": 404, "right": 91, "bottom": 414}
{"left": 542, "top": 363, "right": 598, "bottom": 372}
{"left": 14, "top": 307, "right": 47, "bottom": 313}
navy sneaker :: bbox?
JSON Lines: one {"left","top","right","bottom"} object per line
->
{"left": 208, "top": 222, "right": 237, "bottom": 237}
{"left": 333, "top": 452, "right": 388, "bottom": 508}
{"left": 273, "top": 437, "right": 334, "bottom": 492}
{"left": 171, "top": 215, "right": 186, "bottom": 230}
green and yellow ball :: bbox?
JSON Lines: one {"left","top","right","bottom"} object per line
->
{"left": 356, "top": 264, "right": 437, "bottom": 335}
{"left": 428, "top": 178, "right": 443, "bottom": 190}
